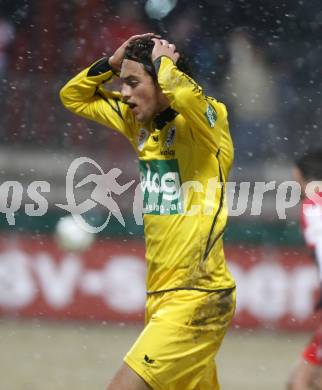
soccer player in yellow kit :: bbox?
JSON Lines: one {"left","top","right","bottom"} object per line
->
{"left": 60, "top": 33, "right": 236, "bottom": 390}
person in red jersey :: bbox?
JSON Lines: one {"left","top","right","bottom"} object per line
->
{"left": 288, "top": 149, "right": 322, "bottom": 390}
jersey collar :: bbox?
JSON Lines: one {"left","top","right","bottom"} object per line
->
{"left": 153, "top": 107, "right": 178, "bottom": 130}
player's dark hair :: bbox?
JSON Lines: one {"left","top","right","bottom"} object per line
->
{"left": 295, "top": 149, "right": 322, "bottom": 181}
{"left": 123, "top": 37, "right": 193, "bottom": 80}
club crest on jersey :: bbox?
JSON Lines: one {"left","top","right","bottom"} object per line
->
{"left": 138, "top": 128, "right": 149, "bottom": 151}
{"left": 164, "top": 126, "right": 176, "bottom": 148}
{"left": 205, "top": 104, "right": 217, "bottom": 128}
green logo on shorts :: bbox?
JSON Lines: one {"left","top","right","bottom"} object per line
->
{"left": 139, "top": 159, "right": 183, "bottom": 215}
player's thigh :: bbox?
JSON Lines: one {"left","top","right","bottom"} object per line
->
{"left": 311, "top": 365, "right": 322, "bottom": 390}
{"left": 288, "top": 359, "right": 316, "bottom": 390}
{"left": 106, "top": 362, "right": 152, "bottom": 390}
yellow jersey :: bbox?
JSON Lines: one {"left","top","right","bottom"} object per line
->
{"left": 60, "top": 56, "right": 235, "bottom": 293}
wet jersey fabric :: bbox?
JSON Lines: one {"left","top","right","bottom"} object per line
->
{"left": 60, "top": 55, "right": 235, "bottom": 293}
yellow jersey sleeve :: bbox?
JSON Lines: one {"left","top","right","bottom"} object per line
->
{"left": 154, "top": 56, "right": 229, "bottom": 152}
{"left": 60, "top": 57, "right": 135, "bottom": 143}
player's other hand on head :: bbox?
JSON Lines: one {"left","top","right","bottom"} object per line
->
{"left": 151, "top": 38, "right": 180, "bottom": 64}
{"left": 108, "top": 32, "right": 158, "bottom": 72}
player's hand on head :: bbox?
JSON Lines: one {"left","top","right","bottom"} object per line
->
{"left": 151, "top": 38, "right": 180, "bottom": 64}
{"left": 108, "top": 33, "right": 158, "bottom": 72}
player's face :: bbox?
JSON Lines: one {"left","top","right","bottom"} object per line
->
{"left": 120, "top": 59, "right": 169, "bottom": 123}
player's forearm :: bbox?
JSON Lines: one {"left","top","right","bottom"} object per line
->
{"left": 153, "top": 55, "right": 204, "bottom": 111}
{"left": 153, "top": 55, "right": 227, "bottom": 138}
{"left": 59, "top": 57, "right": 116, "bottom": 112}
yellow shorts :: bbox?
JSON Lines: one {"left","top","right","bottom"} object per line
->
{"left": 124, "top": 288, "right": 236, "bottom": 390}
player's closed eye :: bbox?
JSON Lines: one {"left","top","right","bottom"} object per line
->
{"left": 128, "top": 80, "right": 139, "bottom": 88}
